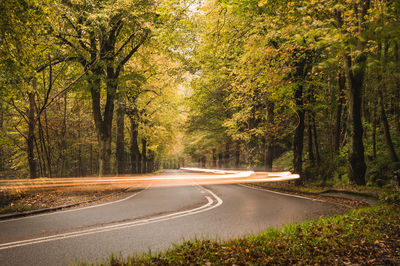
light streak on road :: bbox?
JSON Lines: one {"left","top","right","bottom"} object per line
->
{"left": 0, "top": 169, "right": 299, "bottom": 193}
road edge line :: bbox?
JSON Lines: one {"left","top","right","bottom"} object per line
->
{"left": 238, "top": 184, "right": 350, "bottom": 208}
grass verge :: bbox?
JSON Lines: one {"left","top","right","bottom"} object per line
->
{"left": 84, "top": 204, "right": 400, "bottom": 265}
{"left": 252, "top": 181, "right": 386, "bottom": 196}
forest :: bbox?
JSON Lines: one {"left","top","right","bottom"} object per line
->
{"left": 1, "top": 0, "right": 399, "bottom": 187}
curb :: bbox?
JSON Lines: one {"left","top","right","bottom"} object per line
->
{"left": 0, "top": 187, "right": 137, "bottom": 221}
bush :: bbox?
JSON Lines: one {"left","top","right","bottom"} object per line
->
{"left": 367, "top": 158, "right": 400, "bottom": 187}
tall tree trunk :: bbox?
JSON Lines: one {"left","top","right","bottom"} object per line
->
{"left": 58, "top": 94, "right": 68, "bottom": 176}
{"left": 89, "top": 68, "right": 115, "bottom": 176}
{"left": 212, "top": 149, "right": 217, "bottom": 168}
{"left": 312, "top": 116, "right": 321, "bottom": 165}
{"left": 378, "top": 41, "right": 399, "bottom": 162}
{"left": 394, "top": 42, "right": 400, "bottom": 133}
{"left": 335, "top": 73, "right": 345, "bottom": 153}
{"left": 116, "top": 98, "right": 125, "bottom": 175}
{"left": 335, "top": 2, "right": 369, "bottom": 185}
{"left": 293, "top": 83, "right": 305, "bottom": 184}
{"left": 130, "top": 117, "right": 140, "bottom": 174}
{"left": 44, "top": 110, "right": 52, "bottom": 175}
{"left": 235, "top": 142, "right": 240, "bottom": 169}
{"left": 265, "top": 142, "right": 273, "bottom": 171}
{"left": 39, "top": 116, "right": 52, "bottom": 178}
{"left": 27, "top": 85, "right": 37, "bottom": 179}
{"left": 218, "top": 153, "right": 223, "bottom": 168}
{"left": 372, "top": 99, "right": 378, "bottom": 160}
{"left": 141, "top": 138, "right": 147, "bottom": 173}
{"left": 224, "top": 142, "right": 230, "bottom": 169}
{"left": 265, "top": 101, "right": 274, "bottom": 171}
{"left": 37, "top": 118, "right": 47, "bottom": 177}
{"left": 89, "top": 144, "right": 93, "bottom": 175}
{"left": 0, "top": 101, "right": 3, "bottom": 172}
{"left": 34, "top": 134, "right": 44, "bottom": 177}
{"left": 77, "top": 114, "right": 83, "bottom": 177}
{"left": 344, "top": 54, "right": 367, "bottom": 185}
{"left": 307, "top": 113, "right": 315, "bottom": 166}
{"left": 379, "top": 90, "right": 398, "bottom": 162}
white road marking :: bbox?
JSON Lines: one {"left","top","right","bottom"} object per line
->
{"left": 239, "top": 184, "right": 325, "bottom": 202}
{"left": 238, "top": 184, "right": 350, "bottom": 207}
{"left": 0, "top": 185, "right": 223, "bottom": 250}
{"left": 0, "top": 183, "right": 152, "bottom": 223}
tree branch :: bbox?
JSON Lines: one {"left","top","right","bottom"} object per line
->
{"left": 116, "top": 29, "right": 150, "bottom": 76}
{"left": 36, "top": 55, "right": 83, "bottom": 73}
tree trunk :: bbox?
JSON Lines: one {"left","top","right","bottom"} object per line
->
{"left": 0, "top": 101, "right": 3, "bottom": 171}
{"left": 89, "top": 68, "right": 115, "bottom": 176}
{"left": 130, "top": 117, "right": 140, "bottom": 174}
{"left": 293, "top": 83, "right": 305, "bottom": 184}
{"left": 39, "top": 116, "right": 52, "bottom": 178}
{"left": 265, "top": 101, "right": 274, "bottom": 171}
{"left": 307, "top": 113, "right": 315, "bottom": 166}
{"left": 44, "top": 110, "right": 53, "bottom": 175}
{"left": 379, "top": 90, "right": 398, "bottom": 162}
{"left": 77, "top": 114, "right": 83, "bottom": 177}
{"left": 34, "top": 133, "right": 44, "bottom": 177}
{"left": 89, "top": 144, "right": 93, "bottom": 175}
{"left": 141, "top": 138, "right": 147, "bottom": 173}
{"left": 37, "top": 118, "right": 47, "bottom": 177}
{"left": 218, "top": 153, "right": 223, "bottom": 168}
{"left": 27, "top": 88, "right": 37, "bottom": 179}
{"left": 212, "top": 149, "right": 217, "bottom": 168}
{"left": 335, "top": 73, "right": 345, "bottom": 153}
{"left": 98, "top": 131, "right": 112, "bottom": 176}
{"left": 58, "top": 94, "right": 68, "bottom": 177}
{"left": 378, "top": 41, "right": 399, "bottom": 163}
{"left": 344, "top": 54, "right": 367, "bottom": 185}
{"left": 224, "top": 142, "right": 230, "bottom": 169}
{"left": 116, "top": 98, "right": 125, "bottom": 175}
{"left": 235, "top": 142, "right": 240, "bottom": 169}
{"left": 265, "top": 142, "right": 273, "bottom": 171}
{"left": 395, "top": 42, "right": 400, "bottom": 133}
{"left": 372, "top": 99, "right": 378, "bottom": 160}
{"left": 334, "top": 2, "right": 369, "bottom": 185}
{"left": 312, "top": 116, "right": 321, "bottom": 165}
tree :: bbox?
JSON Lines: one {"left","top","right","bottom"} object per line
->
{"left": 54, "top": 0, "right": 155, "bottom": 175}
{"left": 0, "top": 0, "right": 60, "bottom": 178}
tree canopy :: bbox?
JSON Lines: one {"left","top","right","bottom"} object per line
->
{"left": 0, "top": 0, "right": 399, "bottom": 187}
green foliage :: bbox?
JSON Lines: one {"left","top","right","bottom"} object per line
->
{"left": 1, "top": 0, "right": 400, "bottom": 180}
{"left": 380, "top": 191, "right": 400, "bottom": 205}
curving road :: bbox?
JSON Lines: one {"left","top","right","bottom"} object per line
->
{"left": 0, "top": 171, "right": 344, "bottom": 265}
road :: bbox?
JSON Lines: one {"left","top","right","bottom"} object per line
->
{"left": 0, "top": 171, "right": 343, "bottom": 265}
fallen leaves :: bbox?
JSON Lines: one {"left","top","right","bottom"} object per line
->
{"left": 0, "top": 188, "right": 127, "bottom": 214}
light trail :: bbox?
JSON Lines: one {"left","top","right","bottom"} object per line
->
{"left": 0, "top": 169, "right": 299, "bottom": 193}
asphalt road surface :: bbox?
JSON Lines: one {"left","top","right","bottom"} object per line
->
{"left": 0, "top": 171, "right": 343, "bottom": 265}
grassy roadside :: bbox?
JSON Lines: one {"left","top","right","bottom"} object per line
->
{"left": 85, "top": 203, "right": 400, "bottom": 265}
{"left": 250, "top": 181, "right": 387, "bottom": 197}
